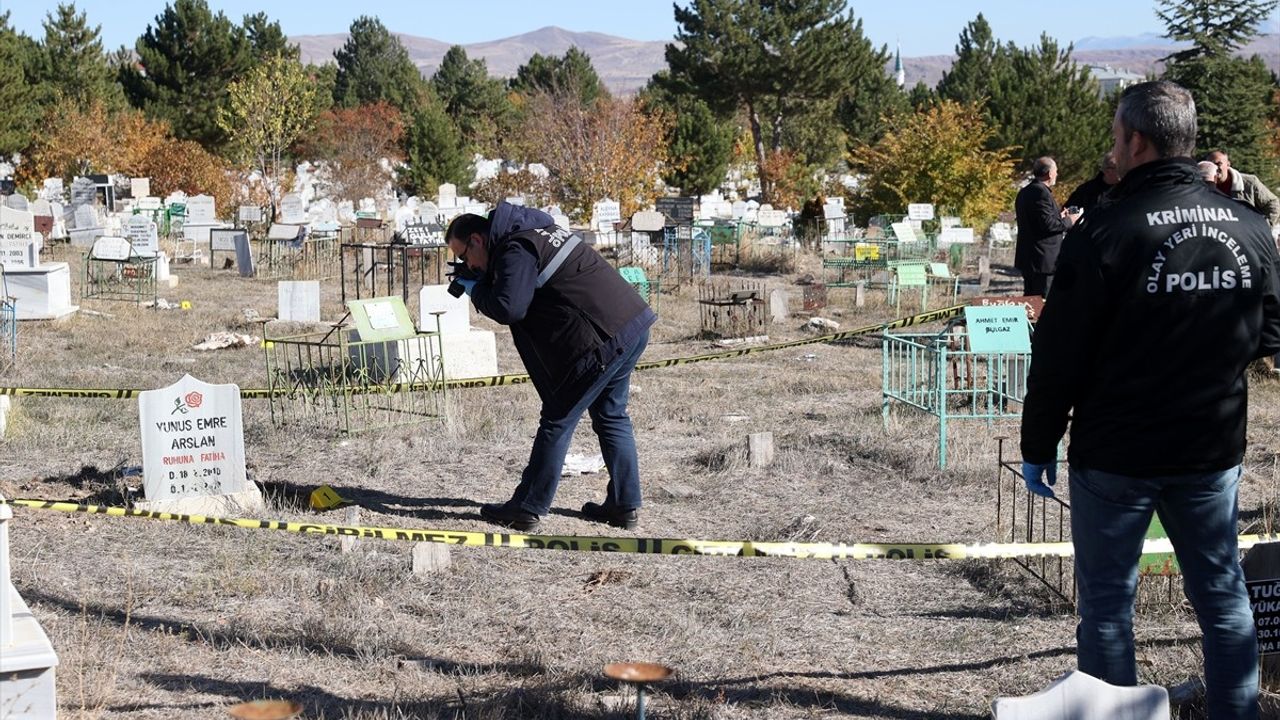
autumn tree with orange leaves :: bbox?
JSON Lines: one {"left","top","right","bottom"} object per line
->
{"left": 298, "top": 101, "right": 405, "bottom": 202}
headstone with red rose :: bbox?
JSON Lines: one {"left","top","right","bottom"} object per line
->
{"left": 138, "top": 374, "right": 251, "bottom": 510}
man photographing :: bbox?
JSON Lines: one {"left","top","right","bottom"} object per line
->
{"left": 1020, "top": 80, "right": 1280, "bottom": 718}
{"left": 446, "top": 203, "right": 655, "bottom": 532}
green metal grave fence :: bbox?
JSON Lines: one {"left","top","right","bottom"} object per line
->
{"left": 881, "top": 323, "right": 1030, "bottom": 468}
{"left": 262, "top": 319, "right": 447, "bottom": 434}
{"left": 81, "top": 254, "right": 158, "bottom": 306}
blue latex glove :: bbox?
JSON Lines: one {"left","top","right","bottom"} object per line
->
{"left": 456, "top": 278, "right": 478, "bottom": 297}
{"left": 1022, "top": 460, "right": 1058, "bottom": 498}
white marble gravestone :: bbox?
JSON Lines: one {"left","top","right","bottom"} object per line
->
{"left": 279, "top": 193, "right": 306, "bottom": 224}
{"left": 277, "top": 281, "right": 321, "bottom": 322}
{"left": 69, "top": 204, "right": 104, "bottom": 247}
{"left": 437, "top": 183, "right": 458, "bottom": 209}
{"left": 4, "top": 194, "right": 29, "bottom": 212}
{"left": 130, "top": 178, "right": 151, "bottom": 199}
{"left": 592, "top": 199, "right": 621, "bottom": 232}
{"left": 0, "top": 207, "right": 37, "bottom": 270}
{"left": 137, "top": 374, "right": 259, "bottom": 514}
{"left": 125, "top": 215, "right": 159, "bottom": 256}
{"left": 418, "top": 285, "right": 497, "bottom": 379}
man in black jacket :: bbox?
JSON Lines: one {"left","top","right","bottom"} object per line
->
{"left": 447, "top": 203, "right": 656, "bottom": 532}
{"left": 1014, "top": 157, "right": 1081, "bottom": 296}
{"left": 1065, "top": 151, "right": 1120, "bottom": 213}
{"left": 1021, "top": 80, "right": 1280, "bottom": 719}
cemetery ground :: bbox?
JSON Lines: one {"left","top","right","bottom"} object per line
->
{"left": 4, "top": 248, "right": 1280, "bottom": 719}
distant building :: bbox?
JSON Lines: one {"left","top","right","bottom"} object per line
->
{"left": 894, "top": 44, "right": 905, "bottom": 88}
{"left": 1085, "top": 65, "right": 1145, "bottom": 97}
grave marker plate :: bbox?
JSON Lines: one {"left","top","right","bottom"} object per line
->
{"left": 1249, "top": 577, "right": 1280, "bottom": 655}
{"left": 963, "top": 306, "right": 1031, "bottom": 354}
{"left": 130, "top": 178, "right": 150, "bottom": 198}
{"left": 939, "top": 227, "right": 975, "bottom": 245}
{"left": 854, "top": 243, "right": 880, "bottom": 262}
{"left": 139, "top": 374, "right": 247, "bottom": 503}
{"left": 210, "top": 228, "right": 247, "bottom": 252}
{"left": 348, "top": 296, "right": 416, "bottom": 342}
{"left": 757, "top": 210, "right": 786, "bottom": 228}
{"left": 631, "top": 211, "right": 665, "bottom": 233}
{"left": 991, "top": 223, "right": 1014, "bottom": 243}
{"left": 402, "top": 223, "right": 441, "bottom": 246}
{"left": 890, "top": 221, "right": 918, "bottom": 243}
{"left": 238, "top": 205, "right": 263, "bottom": 223}
{"left": 70, "top": 177, "right": 96, "bottom": 207}
{"left": 907, "top": 203, "right": 935, "bottom": 221}
{"left": 0, "top": 206, "right": 36, "bottom": 269}
{"left": 136, "top": 196, "right": 162, "bottom": 211}
{"left": 90, "top": 236, "right": 133, "bottom": 261}
{"left": 592, "top": 199, "right": 621, "bottom": 232}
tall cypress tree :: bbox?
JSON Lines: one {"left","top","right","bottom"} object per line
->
{"left": 401, "top": 88, "right": 472, "bottom": 196}
{"left": 937, "top": 14, "right": 1003, "bottom": 105}
{"left": 332, "top": 16, "right": 424, "bottom": 113}
{"left": 431, "top": 45, "right": 511, "bottom": 151}
{"left": 120, "top": 0, "right": 252, "bottom": 152}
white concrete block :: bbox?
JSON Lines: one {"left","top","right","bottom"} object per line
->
{"left": 992, "top": 670, "right": 1169, "bottom": 720}
{"left": 134, "top": 485, "right": 265, "bottom": 516}
{"left": 5, "top": 263, "right": 78, "bottom": 320}
{"left": 419, "top": 284, "right": 470, "bottom": 335}
{"left": 0, "top": 587, "right": 59, "bottom": 720}
{"left": 437, "top": 330, "right": 498, "bottom": 380}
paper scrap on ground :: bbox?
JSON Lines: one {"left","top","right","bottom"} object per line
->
{"left": 193, "top": 332, "right": 260, "bottom": 351}
{"left": 563, "top": 453, "right": 606, "bottom": 476}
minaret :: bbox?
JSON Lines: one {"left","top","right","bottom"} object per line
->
{"left": 894, "top": 42, "right": 905, "bottom": 88}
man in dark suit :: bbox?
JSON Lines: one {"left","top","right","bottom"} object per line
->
{"left": 1015, "top": 157, "right": 1081, "bottom": 296}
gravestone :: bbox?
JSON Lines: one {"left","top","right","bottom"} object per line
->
{"left": 124, "top": 215, "right": 159, "bottom": 256}
{"left": 278, "top": 281, "right": 321, "bottom": 322}
{"left": 0, "top": 207, "right": 37, "bottom": 269}
{"left": 238, "top": 205, "right": 263, "bottom": 224}
{"left": 337, "top": 200, "right": 356, "bottom": 224}
{"left": 4, "top": 194, "right": 29, "bottom": 212}
{"left": 40, "top": 177, "right": 63, "bottom": 201}
{"left": 418, "top": 285, "right": 497, "bottom": 379}
{"left": 357, "top": 197, "right": 377, "bottom": 215}
{"left": 757, "top": 210, "right": 786, "bottom": 228}
{"left": 279, "top": 192, "right": 305, "bottom": 222}
{"left": 731, "top": 200, "right": 747, "bottom": 219}
{"left": 418, "top": 201, "right": 439, "bottom": 223}
{"left": 631, "top": 211, "right": 665, "bottom": 233}
{"left": 890, "top": 221, "right": 918, "bottom": 243}
{"left": 768, "top": 289, "right": 789, "bottom": 323}
{"left": 69, "top": 177, "right": 95, "bottom": 208}
{"left": 463, "top": 202, "right": 487, "bottom": 216}
{"left": 990, "top": 223, "right": 1014, "bottom": 243}
{"left": 938, "top": 227, "right": 975, "bottom": 246}
{"left": 30, "top": 199, "right": 52, "bottom": 219}
{"left": 592, "top": 199, "right": 622, "bottom": 232}
{"left": 655, "top": 197, "right": 695, "bottom": 224}
{"left": 135, "top": 196, "right": 162, "bottom": 211}
{"left": 437, "top": 183, "right": 457, "bottom": 209}
{"left": 991, "top": 670, "right": 1168, "bottom": 720}
{"left": 137, "top": 374, "right": 260, "bottom": 514}
{"left": 941, "top": 215, "right": 962, "bottom": 229}
{"left": 186, "top": 195, "right": 216, "bottom": 224}
{"left": 130, "top": 178, "right": 150, "bottom": 199}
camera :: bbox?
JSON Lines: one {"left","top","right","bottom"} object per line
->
{"left": 446, "top": 259, "right": 480, "bottom": 298}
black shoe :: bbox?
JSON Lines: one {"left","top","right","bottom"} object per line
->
{"left": 480, "top": 502, "right": 541, "bottom": 532}
{"left": 581, "top": 501, "right": 639, "bottom": 530}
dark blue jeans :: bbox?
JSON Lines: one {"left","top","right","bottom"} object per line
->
{"left": 509, "top": 329, "right": 648, "bottom": 516}
{"left": 1070, "top": 464, "right": 1258, "bottom": 719}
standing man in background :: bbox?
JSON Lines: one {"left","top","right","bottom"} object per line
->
{"left": 1207, "top": 150, "right": 1280, "bottom": 229}
{"left": 1021, "top": 80, "right": 1280, "bottom": 719}
{"left": 1015, "top": 157, "right": 1081, "bottom": 296}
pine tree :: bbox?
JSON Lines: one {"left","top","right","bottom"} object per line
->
{"left": 431, "top": 45, "right": 512, "bottom": 152}
{"left": 665, "top": 96, "right": 736, "bottom": 195}
{"left": 120, "top": 0, "right": 253, "bottom": 152}
{"left": 1158, "top": 0, "right": 1280, "bottom": 184}
{"left": 937, "top": 13, "right": 1003, "bottom": 105}
{"left": 1156, "top": 0, "right": 1279, "bottom": 62}
{"left": 332, "top": 16, "right": 424, "bottom": 113}
{"left": 834, "top": 37, "right": 904, "bottom": 149}
{"left": 666, "top": 0, "right": 885, "bottom": 201}
{"left": 0, "top": 12, "right": 44, "bottom": 159}
{"left": 510, "top": 47, "right": 608, "bottom": 107}
{"left": 242, "top": 12, "right": 297, "bottom": 62}
{"left": 36, "top": 3, "right": 123, "bottom": 110}
{"left": 401, "top": 89, "right": 472, "bottom": 196}
{"left": 987, "top": 35, "right": 1112, "bottom": 186}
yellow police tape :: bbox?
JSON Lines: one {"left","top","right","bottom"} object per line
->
{"left": 6, "top": 498, "right": 1276, "bottom": 560}
{"left": 0, "top": 304, "right": 965, "bottom": 399}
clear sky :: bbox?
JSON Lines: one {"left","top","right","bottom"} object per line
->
{"left": 5, "top": 0, "right": 1279, "bottom": 57}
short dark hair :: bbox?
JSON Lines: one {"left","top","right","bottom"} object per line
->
{"left": 1117, "top": 80, "right": 1197, "bottom": 159}
{"left": 445, "top": 213, "right": 491, "bottom": 245}
{"left": 1032, "top": 157, "right": 1056, "bottom": 180}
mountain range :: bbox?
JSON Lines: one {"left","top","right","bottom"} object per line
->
{"left": 291, "top": 26, "right": 1280, "bottom": 94}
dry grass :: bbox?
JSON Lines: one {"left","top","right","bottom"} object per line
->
{"left": 3, "top": 242, "right": 1280, "bottom": 718}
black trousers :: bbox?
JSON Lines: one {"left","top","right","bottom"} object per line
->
{"left": 1022, "top": 270, "right": 1052, "bottom": 298}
